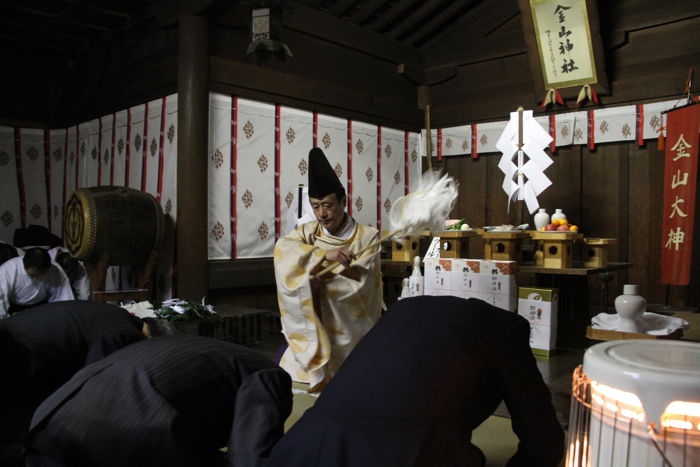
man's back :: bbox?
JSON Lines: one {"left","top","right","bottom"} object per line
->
{"left": 268, "top": 296, "right": 565, "bottom": 467}
{"left": 26, "top": 335, "right": 293, "bottom": 467}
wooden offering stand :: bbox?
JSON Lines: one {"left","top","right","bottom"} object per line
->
{"left": 583, "top": 238, "right": 617, "bottom": 268}
{"left": 530, "top": 231, "right": 584, "bottom": 268}
{"left": 438, "top": 230, "right": 479, "bottom": 258}
{"left": 388, "top": 230, "right": 431, "bottom": 262}
{"left": 481, "top": 230, "right": 530, "bottom": 261}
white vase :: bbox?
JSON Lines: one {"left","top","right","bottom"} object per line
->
{"left": 534, "top": 208, "right": 550, "bottom": 230}
{"left": 614, "top": 284, "right": 646, "bottom": 333}
{"left": 551, "top": 208, "right": 566, "bottom": 222}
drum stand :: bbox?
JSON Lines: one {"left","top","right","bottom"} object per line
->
{"left": 86, "top": 250, "right": 159, "bottom": 303}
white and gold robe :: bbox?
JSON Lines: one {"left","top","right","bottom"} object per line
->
{"left": 273, "top": 219, "right": 382, "bottom": 392}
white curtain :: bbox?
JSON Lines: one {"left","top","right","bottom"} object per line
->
{"left": 19, "top": 128, "right": 49, "bottom": 228}
{"left": 235, "top": 98, "right": 276, "bottom": 258}
{"left": 207, "top": 93, "right": 233, "bottom": 260}
{"left": 279, "top": 106, "right": 313, "bottom": 237}
{"left": 350, "top": 121, "right": 378, "bottom": 228}
{"left": 0, "top": 126, "right": 21, "bottom": 242}
{"left": 380, "top": 127, "right": 405, "bottom": 233}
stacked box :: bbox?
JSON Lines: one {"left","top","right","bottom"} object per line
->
{"left": 424, "top": 258, "right": 517, "bottom": 312}
{"left": 423, "top": 258, "right": 453, "bottom": 296}
{"left": 517, "top": 287, "right": 559, "bottom": 356}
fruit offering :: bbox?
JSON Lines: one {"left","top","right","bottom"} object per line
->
{"left": 539, "top": 217, "right": 579, "bottom": 232}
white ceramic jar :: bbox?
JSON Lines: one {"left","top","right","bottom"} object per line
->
{"left": 534, "top": 208, "right": 550, "bottom": 230}
{"left": 614, "top": 284, "right": 647, "bottom": 333}
{"left": 551, "top": 208, "right": 566, "bottom": 222}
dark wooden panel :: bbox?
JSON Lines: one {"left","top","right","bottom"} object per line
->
{"left": 627, "top": 142, "right": 666, "bottom": 304}
{"left": 444, "top": 154, "right": 487, "bottom": 258}
{"left": 209, "top": 56, "right": 422, "bottom": 128}
{"left": 285, "top": 1, "right": 422, "bottom": 68}
{"left": 209, "top": 259, "right": 276, "bottom": 289}
{"left": 209, "top": 25, "right": 417, "bottom": 107}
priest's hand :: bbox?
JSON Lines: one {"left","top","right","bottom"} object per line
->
{"left": 325, "top": 248, "right": 355, "bottom": 268}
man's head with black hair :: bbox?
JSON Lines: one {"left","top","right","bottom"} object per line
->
{"left": 141, "top": 317, "right": 179, "bottom": 338}
{"left": 55, "top": 251, "right": 80, "bottom": 283}
{"left": 22, "top": 247, "right": 51, "bottom": 278}
{"left": 0, "top": 243, "right": 19, "bottom": 266}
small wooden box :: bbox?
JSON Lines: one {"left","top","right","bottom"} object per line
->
{"left": 530, "top": 232, "right": 583, "bottom": 268}
{"left": 482, "top": 231, "right": 530, "bottom": 261}
{"left": 583, "top": 238, "right": 617, "bottom": 268}
{"left": 438, "top": 230, "right": 478, "bottom": 258}
{"left": 391, "top": 237, "right": 421, "bottom": 262}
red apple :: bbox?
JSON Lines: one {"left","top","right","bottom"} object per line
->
{"left": 557, "top": 224, "right": 569, "bottom": 231}
{"left": 545, "top": 223, "right": 557, "bottom": 231}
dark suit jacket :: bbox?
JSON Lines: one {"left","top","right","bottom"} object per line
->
{"left": 25, "top": 334, "right": 293, "bottom": 467}
{"left": 267, "top": 296, "right": 565, "bottom": 467}
{"left": 0, "top": 300, "right": 145, "bottom": 440}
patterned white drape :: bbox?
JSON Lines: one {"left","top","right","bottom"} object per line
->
{"left": 380, "top": 127, "right": 405, "bottom": 232}
{"left": 127, "top": 104, "right": 145, "bottom": 191}
{"left": 475, "top": 121, "right": 508, "bottom": 154}
{"left": 279, "top": 107, "right": 313, "bottom": 237}
{"left": 316, "top": 114, "right": 349, "bottom": 193}
{"left": 208, "top": 93, "right": 233, "bottom": 260}
{"left": 112, "top": 110, "right": 128, "bottom": 187}
{"left": 594, "top": 106, "right": 637, "bottom": 144}
{"left": 553, "top": 111, "right": 588, "bottom": 147}
{"left": 0, "top": 127, "right": 21, "bottom": 241}
{"left": 641, "top": 100, "right": 675, "bottom": 140}
{"left": 350, "top": 121, "right": 378, "bottom": 229}
{"left": 48, "top": 129, "right": 66, "bottom": 237}
{"left": 19, "top": 128, "right": 49, "bottom": 228}
{"left": 98, "top": 115, "right": 112, "bottom": 186}
{"left": 407, "top": 131, "right": 422, "bottom": 193}
{"left": 235, "top": 98, "right": 276, "bottom": 258}
{"left": 441, "top": 125, "right": 471, "bottom": 157}
{"left": 143, "top": 98, "right": 163, "bottom": 196}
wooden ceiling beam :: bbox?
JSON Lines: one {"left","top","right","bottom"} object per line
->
{"left": 370, "top": 1, "right": 415, "bottom": 32}
{"left": 3, "top": 4, "right": 109, "bottom": 32}
{"left": 400, "top": 0, "right": 470, "bottom": 46}
{"left": 285, "top": 1, "right": 422, "bottom": 66}
{"left": 87, "top": 6, "right": 134, "bottom": 19}
{"left": 328, "top": 0, "right": 359, "bottom": 17}
{"left": 155, "top": 0, "right": 229, "bottom": 26}
{"left": 385, "top": 0, "right": 444, "bottom": 40}
{"left": 347, "top": 0, "right": 386, "bottom": 25}
{"left": 0, "top": 33, "right": 72, "bottom": 53}
{"left": 0, "top": 18, "right": 89, "bottom": 43}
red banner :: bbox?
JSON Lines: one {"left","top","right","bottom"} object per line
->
{"left": 660, "top": 104, "right": 700, "bottom": 285}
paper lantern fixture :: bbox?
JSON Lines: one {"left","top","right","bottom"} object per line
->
{"left": 245, "top": 5, "right": 292, "bottom": 62}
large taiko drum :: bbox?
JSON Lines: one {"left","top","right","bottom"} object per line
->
{"left": 64, "top": 186, "right": 164, "bottom": 265}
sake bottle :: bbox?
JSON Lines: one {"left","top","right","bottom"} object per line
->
{"left": 399, "top": 278, "right": 410, "bottom": 300}
{"left": 408, "top": 256, "right": 423, "bottom": 296}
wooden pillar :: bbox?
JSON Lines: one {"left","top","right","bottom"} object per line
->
{"left": 176, "top": 15, "right": 208, "bottom": 300}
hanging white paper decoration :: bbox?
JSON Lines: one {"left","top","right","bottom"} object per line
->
{"left": 496, "top": 108, "right": 553, "bottom": 214}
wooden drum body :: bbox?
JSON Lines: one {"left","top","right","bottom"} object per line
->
{"left": 64, "top": 186, "right": 164, "bottom": 265}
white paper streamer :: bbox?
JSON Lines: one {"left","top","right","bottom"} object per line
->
{"left": 496, "top": 109, "right": 553, "bottom": 214}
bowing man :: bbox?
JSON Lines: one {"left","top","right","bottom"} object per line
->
{"left": 24, "top": 335, "right": 293, "bottom": 467}
{"left": 0, "top": 300, "right": 175, "bottom": 461}
{"left": 0, "top": 247, "right": 74, "bottom": 318}
{"left": 267, "top": 296, "right": 565, "bottom": 467}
